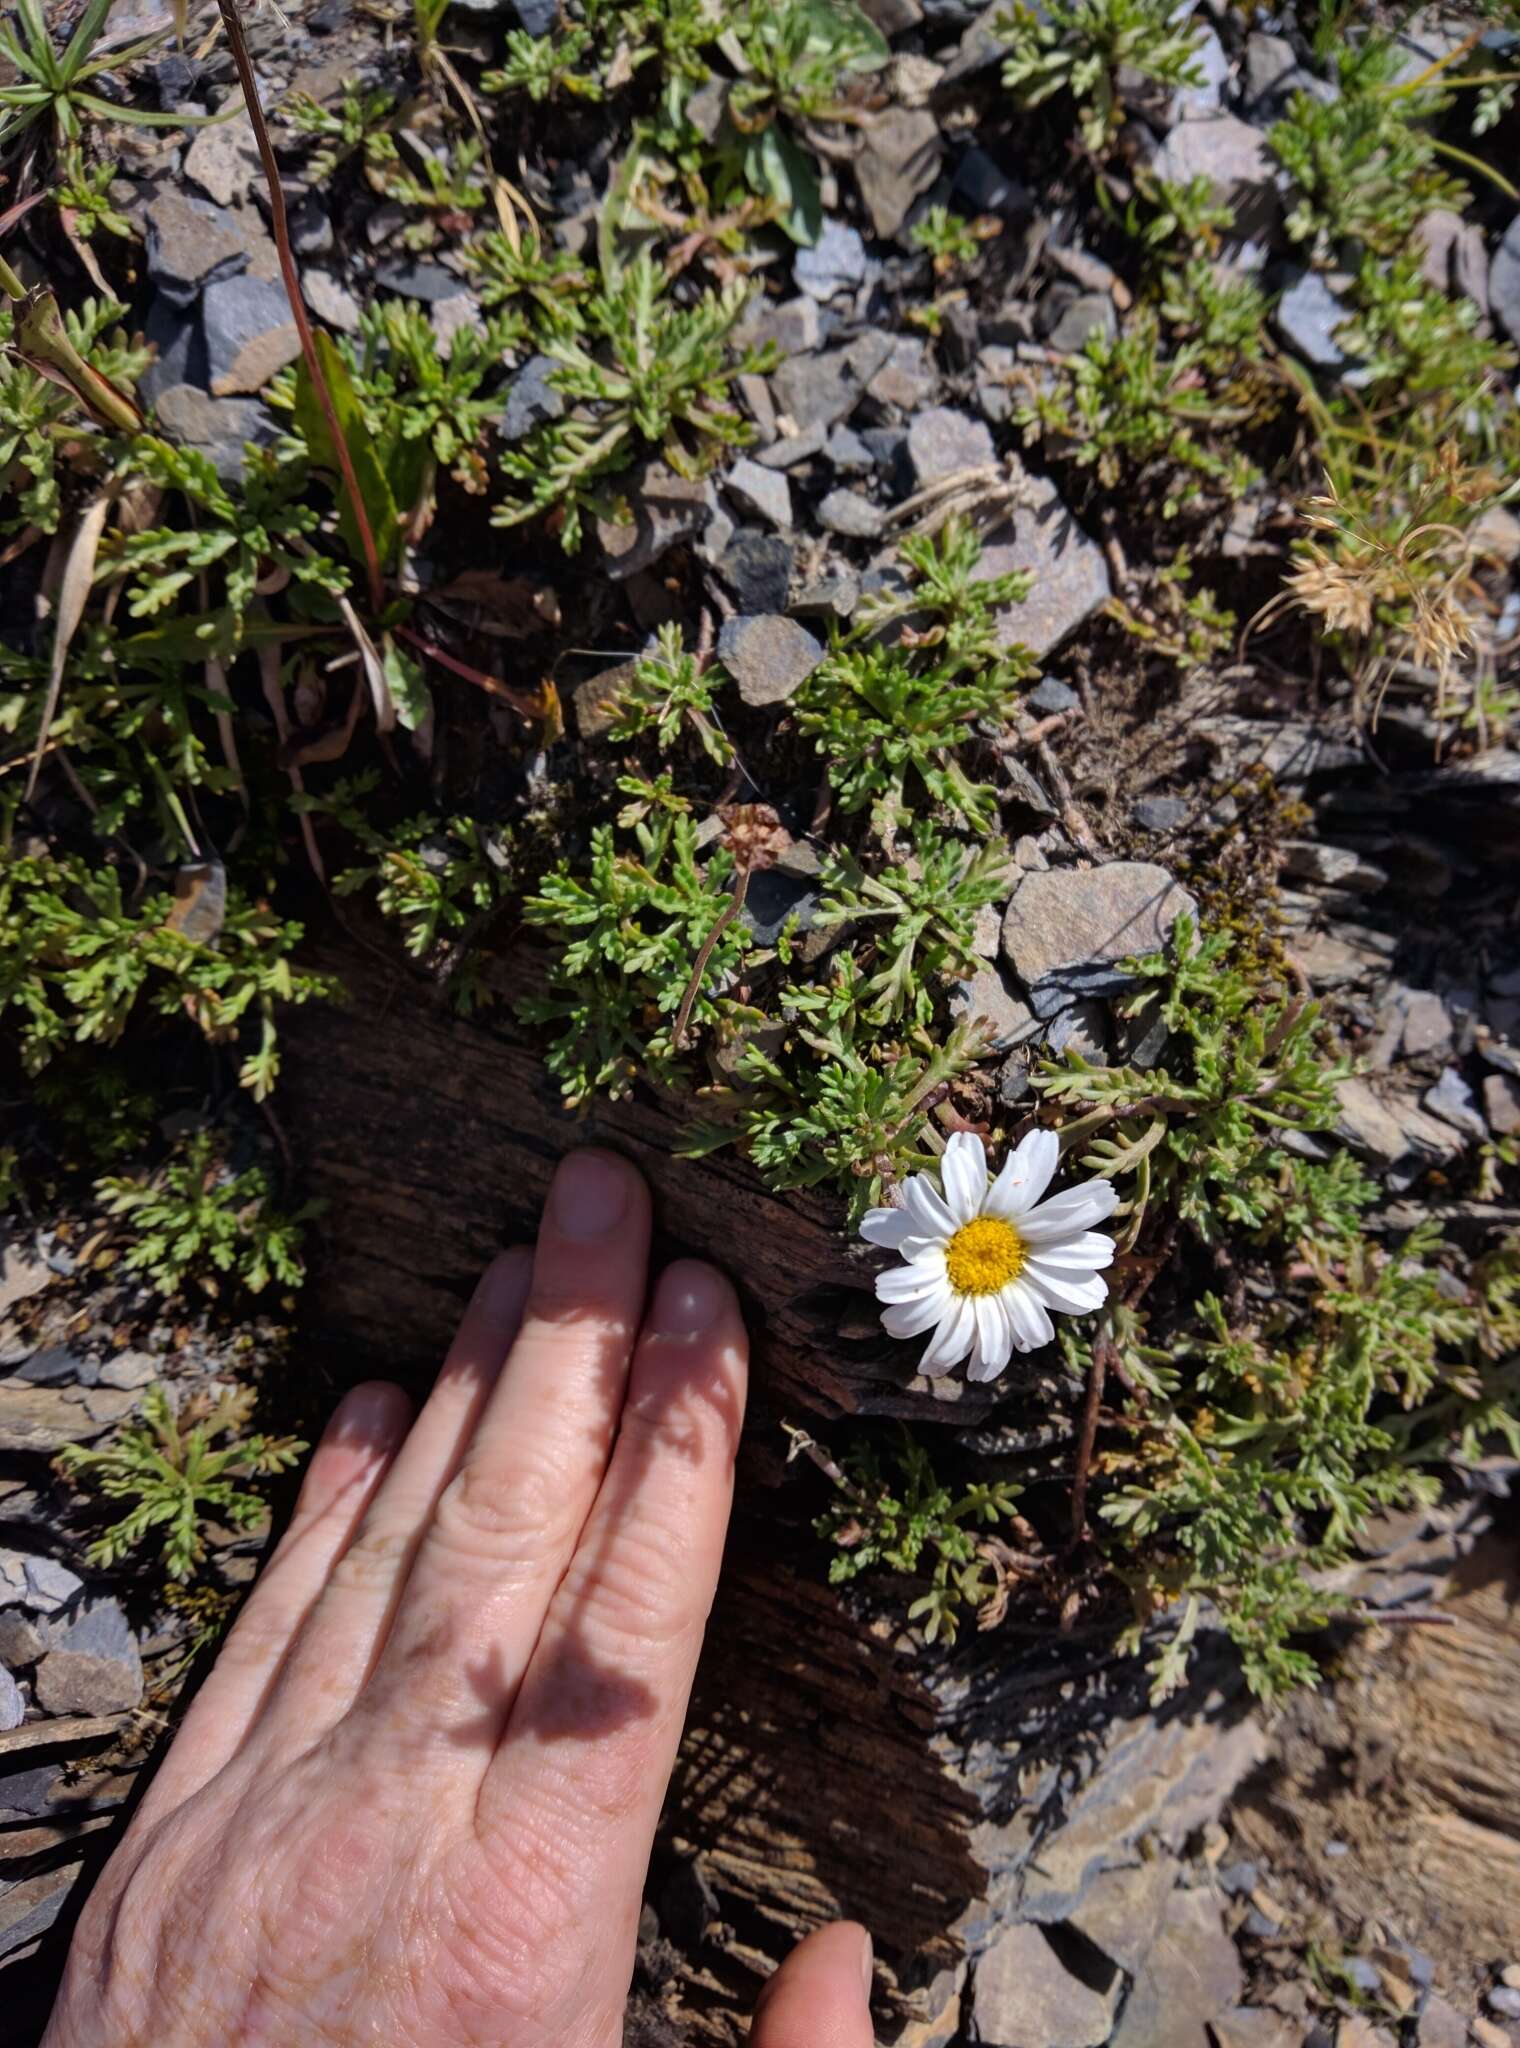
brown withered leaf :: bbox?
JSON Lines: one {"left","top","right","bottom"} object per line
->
{"left": 427, "top": 571, "right": 563, "bottom": 639}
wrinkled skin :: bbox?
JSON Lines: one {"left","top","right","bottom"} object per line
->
{"left": 45, "top": 1151, "right": 874, "bottom": 2048}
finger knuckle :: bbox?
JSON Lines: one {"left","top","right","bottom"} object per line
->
{"left": 324, "top": 1520, "right": 413, "bottom": 1600}
{"left": 431, "top": 1452, "right": 571, "bottom": 1567}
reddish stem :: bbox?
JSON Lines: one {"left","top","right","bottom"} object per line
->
{"left": 214, "top": 0, "right": 384, "bottom": 616}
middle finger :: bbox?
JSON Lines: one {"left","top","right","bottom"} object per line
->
{"left": 338, "top": 1149, "right": 652, "bottom": 1773}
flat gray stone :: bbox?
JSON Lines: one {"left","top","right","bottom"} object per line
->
{"left": 865, "top": 334, "right": 936, "bottom": 412}
{"left": 153, "top": 383, "right": 277, "bottom": 485}
{"left": 97, "top": 1351, "right": 158, "bottom": 1391}
{"left": 795, "top": 218, "right": 868, "bottom": 301}
{"left": 0, "top": 1240, "right": 53, "bottom": 1315}
{"left": 0, "top": 1386, "right": 129, "bottom": 1456}
{"left": 202, "top": 274, "right": 300, "bottom": 396}
{"left": 1415, "top": 208, "right": 1489, "bottom": 312}
{"left": 1333, "top": 1078, "right": 1465, "bottom": 1170}
{"left": 1400, "top": 989, "right": 1455, "bottom": 1061}
{"left": 1483, "top": 1072, "right": 1520, "bottom": 1136}
{"left": 1002, "top": 863, "right": 1196, "bottom": 1016}
{"left": 595, "top": 466, "right": 715, "bottom": 580}
{"left": 973, "top": 1922, "right": 1121, "bottom": 2048}
{"left": 1170, "top": 23, "right": 1229, "bottom": 120}
{"left": 1423, "top": 1066, "right": 1486, "bottom": 1141}
{"left": 0, "top": 1663, "right": 22, "bottom": 1730}
{"left": 183, "top": 115, "right": 261, "bottom": 208}
{"left": 303, "top": 268, "right": 361, "bottom": 333}
{"left": 499, "top": 354, "right": 564, "bottom": 442}
{"left": 1279, "top": 840, "right": 1385, "bottom": 892}
{"left": 1491, "top": 212, "right": 1520, "bottom": 344}
{"left": 724, "top": 457, "right": 792, "bottom": 529}
{"left": 948, "top": 967, "right": 1040, "bottom": 1052}
{"left": 771, "top": 335, "right": 892, "bottom": 430}
{"left": 906, "top": 406, "right": 994, "bottom": 489}
{"left": 0, "top": 1866, "right": 77, "bottom": 1963}
{"left": 855, "top": 105, "right": 941, "bottom": 238}
{"left": 817, "top": 488, "right": 885, "bottom": 539}
{"left": 1211, "top": 2008, "right": 1304, "bottom": 2048}
{"left": 1154, "top": 114, "right": 1279, "bottom": 240}
{"left": 718, "top": 530, "right": 793, "bottom": 612}
{"left": 716, "top": 614, "right": 823, "bottom": 707}
{"left": 0, "top": 1608, "right": 46, "bottom": 1665}
{"left": 976, "top": 479, "right": 1111, "bottom": 657}
{"left": 1274, "top": 268, "right": 1357, "bottom": 375}
{"left": 572, "top": 663, "right": 633, "bottom": 740}
{"left": 145, "top": 188, "right": 249, "bottom": 308}
{"left": 1068, "top": 1857, "right": 1180, "bottom": 1976}
{"left": 35, "top": 1599, "right": 142, "bottom": 1716}
{"left": 1111, "top": 1887, "right": 1242, "bottom": 2048}
{"left": 1042, "top": 290, "right": 1117, "bottom": 354}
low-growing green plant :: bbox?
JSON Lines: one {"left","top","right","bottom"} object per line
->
{"left": 282, "top": 80, "right": 397, "bottom": 181}
{"left": 795, "top": 519, "right": 1038, "bottom": 838}
{"left": 0, "top": 0, "right": 201, "bottom": 149}
{"left": 0, "top": 293, "right": 147, "bottom": 533}
{"left": 366, "top": 133, "right": 489, "bottom": 249}
{"left": 491, "top": 251, "right": 771, "bottom": 549}
{"left": 1091, "top": 1226, "right": 1520, "bottom": 1700}
{"left": 57, "top": 1382, "right": 307, "bottom": 1579}
{"left": 698, "top": 973, "right": 989, "bottom": 1219}
{"left": 1, "top": 844, "right": 336, "bottom": 1101}
{"left": 522, "top": 801, "right": 751, "bottom": 1105}
{"left": 909, "top": 205, "right": 982, "bottom": 272}
{"left": 56, "top": 144, "right": 133, "bottom": 239}
{"left": 1269, "top": 37, "right": 1469, "bottom": 254}
{"left": 998, "top": 0, "right": 1204, "bottom": 152}
{"left": 605, "top": 623, "right": 734, "bottom": 763}
{"left": 810, "top": 1425, "right": 1023, "bottom": 1643}
{"left": 96, "top": 1130, "right": 318, "bottom": 1297}
{"left": 1017, "top": 309, "right": 1259, "bottom": 511}
{"left": 1040, "top": 915, "right": 1368, "bottom": 1246}
{"left": 299, "top": 771, "right": 512, "bottom": 1012}
{"left": 815, "top": 826, "right": 1009, "bottom": 1026}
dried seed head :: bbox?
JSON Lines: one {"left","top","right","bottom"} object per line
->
{"left": 718, "top": 802, "right": 789, "bottom": 872}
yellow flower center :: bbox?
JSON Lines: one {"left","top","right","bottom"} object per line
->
{"left": 944, "top": 1215, "right": 1025, "bottom": 1296}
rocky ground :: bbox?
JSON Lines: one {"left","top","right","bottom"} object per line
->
{"left": 4, "top": 0, "right": 1520, "bottom": 2040}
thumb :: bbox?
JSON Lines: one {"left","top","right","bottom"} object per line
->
{"left": 750, "top": 1920, "right": 875, "bottom": 2048}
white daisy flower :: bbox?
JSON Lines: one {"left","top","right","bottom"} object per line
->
{"left": 861, "top": 1129, "right": 1119, "bottom": 1383}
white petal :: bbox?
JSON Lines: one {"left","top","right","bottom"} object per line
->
{"left": 967, "top": 1293, "right": 1013, "bottom": 1382}
{"left": 1022, "top": 1265, "right": 1110, "bottom": 1316}
{"left": 875, "top": 1253, "right": 948, "bottom": 1304}
{"left": 919, "top": 1294, "right": 975, "bottom": 1374}
{"left": 1003, "top": 1280, "right": 1055, "bottom": 1352}
{"left": 881, "top": 1291, "right": 951, "bottom": 1340}
{"left": 939, "top": 1131, "right": 988, "bottom": 1225}
{"left": 984, "top": 1128, "right": 1060, "bottom": 1221}
{"left": 859, "top": 1206, "right": 917, "bottom": 1250}
{"left": 901, "top": 1173, "right": 956, "bottom": 1240}
{"left": 1019, "top": 1178, "right": 1120, "bottom": 1244}
{"left": 1018, "top": 1231, "right": 1116, "bottom": 1273}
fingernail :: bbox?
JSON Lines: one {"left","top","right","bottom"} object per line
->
{"left": 335, "top": 1382, "right": 404, "bottom": 1440}
{"left": 551, "top": 1150, "right": 631, "bottom": 1240}
{"left": 649, "top": 1259, "right": 728, "bottom": 1336}
{"left": 858, "top": 1929, "right": 874, "bottom": 2000}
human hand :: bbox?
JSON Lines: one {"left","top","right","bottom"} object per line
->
{"left": 43, "top": 1150, "right": 875, "bottom": 2048}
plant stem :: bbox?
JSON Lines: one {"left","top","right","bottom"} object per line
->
{"left": 213, "top": 0, "right": 384, "bottom": 615}
{"left": 673, "top": 865, "right": 750, "bottom": 1050}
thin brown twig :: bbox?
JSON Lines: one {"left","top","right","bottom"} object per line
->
{"left": 214, "top": 0, "right": 384, "bottom": 615}
{"left": 673, "top": 866, "right": 751, "bottom": 1049}
{"left": 1069, "top": 1331, "right": 1113, "bottom": 1545}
